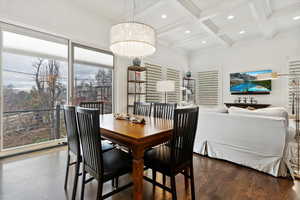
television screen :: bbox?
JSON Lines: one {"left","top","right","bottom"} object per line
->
{"left": 230, "top": 70, "right": 272, "bottom": 94}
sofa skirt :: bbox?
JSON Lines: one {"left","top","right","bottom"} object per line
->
{"left": 194, "top": 140, "right": 293, "bottom": 178}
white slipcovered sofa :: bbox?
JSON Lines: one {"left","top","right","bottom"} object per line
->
{"left": 193, "top": 107, "right": 292, "bottom": 177}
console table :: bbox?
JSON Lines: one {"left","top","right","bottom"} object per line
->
{"left": 224, "top": 103, "right": 271, "bottom": 109}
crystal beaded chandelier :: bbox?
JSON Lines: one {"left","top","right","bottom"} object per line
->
{"left": 110, "top": 0, "right": 156, "bottom": 57}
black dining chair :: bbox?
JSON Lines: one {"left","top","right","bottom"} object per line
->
{"left": 76, "top": 107, "right": 132, "bottom": 200}
{"left": 63, "top": 106, "right": 81, "bottom": 200}
{"left": 152, "top": 102, "right": 177, "bottom": 185}
{"left": 133, "top": 102, "right": 152, "bottom": 117}
{"left": 80, "top": 101, "right": 104, "bottom": 115}
{"left": 143, "top": 107, "right": 199, "bottom": 200}
{"left": 79, "top": 101, "right": 115, "bottom": 152}
{"left": 153, "top": 103, "right": 177, "bottom": 120}
{"left": 63, "top": 105, "right": 116, "bottom": 200}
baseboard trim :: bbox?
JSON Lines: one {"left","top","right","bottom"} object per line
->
{"left": 0, "top": 142, "right": 67, "bottom": 159}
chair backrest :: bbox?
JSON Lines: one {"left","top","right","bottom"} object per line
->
{"left": 64, "top": 105, "right": 80, "bottom": 156}
{"left": 133, "top": 102, "right": 152, "bottom": 117}
{"left": 76, "top": 107, "right": 103, "bottom": 179}
{"left": 80, "top": 101, "right": 104, "bottom": 115}
{"left": 170, "top": 107, "right": 199, "bottom": 164}
{"left": 153, "top": 103, "right": 177, "bottom": 120}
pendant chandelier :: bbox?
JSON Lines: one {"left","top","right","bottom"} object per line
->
{"left": 110, "top": 0, "right": 156, "bottom": 57}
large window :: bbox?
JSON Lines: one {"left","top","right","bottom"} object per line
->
{"left": 0, "top": 24, "right": 114, "bottom": 153}
{"left": 74, "top": 45, "right": 114, "bottom": 114}
{"left": 1, "top": 30, "right": 68, "bottom": 149}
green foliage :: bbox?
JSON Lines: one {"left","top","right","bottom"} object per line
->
{"left": 252, "top": 80, "right": 271, "bottom": 90}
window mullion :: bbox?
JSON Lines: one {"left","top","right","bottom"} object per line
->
{"left": 68, "top": 40, "right": 74, "bottom": 105}
{"left": 0, "top": 28, "right": 3, "bottom": 151}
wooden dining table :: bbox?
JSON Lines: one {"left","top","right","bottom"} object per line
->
{"left": 100, "top": 114, "right": 173, "bottom": 200}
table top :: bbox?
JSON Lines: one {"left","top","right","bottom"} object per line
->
{"left": 100, "top": 114, "right": 173, "bottom": 142}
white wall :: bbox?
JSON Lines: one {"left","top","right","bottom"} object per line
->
{"left": 0, "top": 0, "right": 112, "bottom": 49}
{"left": 0, "top": 0, "right": 188, "bottom": 112}
{"left": 190, "top": 28, "right": 300, "bottom": 108}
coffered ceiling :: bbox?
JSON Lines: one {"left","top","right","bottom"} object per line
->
{"left": 73, "top": 0, "right": 300, "bottom": 54}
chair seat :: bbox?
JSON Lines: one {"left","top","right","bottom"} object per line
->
{"left": 103, "top": 149, "right": 132, "bottom": 181}
{"left": 144, "top": 145, "right": 189, "bottom": 176}
{"left": 101, "top": 140, "right": 115, "bottom": 152}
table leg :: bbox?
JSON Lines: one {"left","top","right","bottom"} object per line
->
{"left": 132, "top": 147, "right": 144, "bottom": 200}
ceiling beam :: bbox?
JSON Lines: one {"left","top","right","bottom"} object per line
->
{"left": 119, "top": 0, "right": 165, "bottom": 21}
{"left": 248, "top": 0, "right": 277, "bottom": 39}
{"left": 219, "top": 2, "right": 300, "bottom": 35}
{"left": 201, "top": 19, "right": 234, "bottom": 47}
{"left": 265, "top": 0, "right": 273, "bottom": 18}
{"left": 157, "top": 0, "right": 248, "bottom": 40}
{"left": 157, "top": 17, "right": 192, "bottom": 37}
{"left": 176, "top": 0, "right": 234, "bottom": 47}
{"left": 177, "top": 0, "right": 202, "bottom": 18}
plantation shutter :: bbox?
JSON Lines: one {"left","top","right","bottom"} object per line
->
{"left": 197, "top": 70, "right": 219, "bottom": 105}
{"left": 145, "top": 63, "right": 162, "bottom": 102}
{"left": 166, "top": 68, "right": 180, "bottom": 103}
{"left": 289, "top": 59, "right": 300, "bottom": 110}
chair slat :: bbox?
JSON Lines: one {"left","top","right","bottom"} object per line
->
{"left": 133, "top": 102, "right": 152, "bottom": 117}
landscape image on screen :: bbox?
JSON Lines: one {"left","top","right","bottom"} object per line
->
{"left": 230, "top": 70, "right": 272, "bottom": 94}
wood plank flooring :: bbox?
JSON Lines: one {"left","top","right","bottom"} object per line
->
{"left": 0, "top": 147, "right": 299, "bottom": 200}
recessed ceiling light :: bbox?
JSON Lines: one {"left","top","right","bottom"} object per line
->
{"left": 227, "top": 15, "right": 235, "bottom": 20}
{"left": 239, "top": 30, "right": 246, "bottom": 34}
{"left": 202, "top": 40, "right": 207, "bottom": 44}
{"left": 293, "top": 16, "right": 300, "bottom": 20}
{"left": 161, "top": 14, "right": 167, "bottom": 19}
{"left": 185, "top": 30, "right": 191, "bottom": 34}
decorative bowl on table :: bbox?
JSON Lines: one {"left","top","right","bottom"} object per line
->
{"left": 113, "top": 113, "right": 130, "bottom": 120}
{"left": 129, "top": 117, "right": 146, "bottom": 124}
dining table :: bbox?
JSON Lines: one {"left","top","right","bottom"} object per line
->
{"left": 100, "top": 114, "right": 173, "bottom": 200}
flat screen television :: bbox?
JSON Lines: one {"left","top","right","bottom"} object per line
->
{"left": 230, "top": 70, "right": 272, "bottom": 95}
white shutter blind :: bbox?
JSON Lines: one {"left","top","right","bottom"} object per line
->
{"left": 145, "top": 63, "right": 162, "bottom": 102}
{"left": 166, "top": 68, "right": 180, "bottom": 103}
{"left": 289, "top": 59, "right": 300, "bottom": 110}
{"left": 197, "top": 70, "right": 219, "bottom": 105}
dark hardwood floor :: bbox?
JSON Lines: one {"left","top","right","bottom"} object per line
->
{"left": 0, "top": 147, "right": 299, "bottom": 200}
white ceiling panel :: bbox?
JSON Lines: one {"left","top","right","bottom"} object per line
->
{"left": 136, "top": 1, "right": 189, "bottom": 30}
{"left": 211, "top": 4, "right": 255, "bottom": 28}
{"left": 71, "top": 0, "right": 300, "bottom": 54}
{"left": 271, "top": 0, "right": 300, "bottom": 11}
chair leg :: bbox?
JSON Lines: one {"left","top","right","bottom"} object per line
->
{"left": 184, "top": 168, "right": 189, "bottom": 189}
{"left": 163, "top": 174, "right": 166, "bottom": 186}
{"left": 152, "top": 169, "right": 156, "bottom": 187}
{"left": 190, "top": 163, "right": 196, "bottom": 200}
{"left": 71, "top": 160, "right": 80, "bottom": 200}
{"left": 115, "top": 176, "right": 119, "bottom": 188}
{"left": 80, "top": 167, "right": 86, "bottom": 200}
{"left": 64, "top": 152, "right": 70, "bottom": 190}
{"left": 112, "top": 178, "right": 115, "bottom": 187}
{"left": 112, "top": 177, "right": 119, "bottom": 188}
{"left": 170, "top": 175, "right": 177, "bottom": 200}
{"left": 96, "top": 181, "right": 103, "bottom": 200}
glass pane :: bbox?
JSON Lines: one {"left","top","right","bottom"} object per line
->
{"left": 3, "top": 31, "right": 67, "bottom": 59}
{"left": 74, "top": 47, "right": 113, "bottom": 67}
{"left": 74, "top": 47, "right": 113, "bottom": 114}
{"left": 2, "top": 31, "right": 68, "bottom": 149}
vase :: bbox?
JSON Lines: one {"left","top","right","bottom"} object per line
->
{"left": 133, "top": 57, "right": 141, "bottom": 66}
{"left": 186, "top": 71, "right": 192, "bottom": 78}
